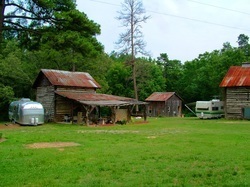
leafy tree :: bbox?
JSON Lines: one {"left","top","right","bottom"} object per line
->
{"left": 156, "top": 53, "right": 183, "bottom": 92}
{"left": 237, "top": 34, "right": 250, "bottom": 59}
{"left": 116, "top": 0, "right": 150, "bottom": 103}
{"left": 33, "top": 10, "right": 103, "bottom": 71}
{"left": 178, "top": 45, "right": 246, "bottom": 104}
{"left": 106, "top": 61, "right": 133, "bottom": 97}
{"left": 237, "top": 34, "right": 249, "bottom": 48}
{"left": 0, "top": 84, "right": 15, "bottom": 120}
{"left": 0, "top": 40, "right": 33, "bottom": 97}
{"left": 1, "top": 0, "right": 75, "bottom": 42}
{"left": 136, "top": 57, "right": 165, "bottom": 100}
{"left": 1, "top": 0, "right": 103, "bottom": 70}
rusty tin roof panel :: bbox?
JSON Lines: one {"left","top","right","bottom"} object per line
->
{"left": 42, "top": 69, "right": 101, "bottom": 88}
{"left": 55, "top": 91, "right": 146, "bottom": 106}
{"left": 55, "top": 91, "right": 136, "bottom": 101}
{"left": 145, "top": 92, "right": 175, "bottom": 101}
{"left": 220, "top": 66, "right": 250, "bottom": 87}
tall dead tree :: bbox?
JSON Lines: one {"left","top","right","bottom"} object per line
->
{"left": 116, "top": 0, "right": 150, "bottom": 104}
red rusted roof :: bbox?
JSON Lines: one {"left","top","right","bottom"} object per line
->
{"left": 55, "top": 91, "right": 146, "bottom": 106}
{"left": 220, "top": 66, "right": 250, "bottom": 87}
{"left": 33, "top": 69, "right": 101, "bottom": 88}
{"left": 56, "top": 91, "right": 135, "bottom": 101}
{"left": 145, "top": 92, "right": 177, "bottom": 101}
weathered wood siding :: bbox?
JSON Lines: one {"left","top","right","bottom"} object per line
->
{"left": 56, "top": 87, "right": 96, "bottom": 93}
{"left": 36, "top": 86, "right": 55, "bottom": 121}
{"left": 54, "top": 94, "right": 73, "bottom": 122}
{"left": 225, "top": 87, "right": 250, "bottom": 119}
{"left": 114, "top": 109, "right": 130, "bottom": 122}
{"left": 148, "top": 95, "right": 182, "bottom": 117}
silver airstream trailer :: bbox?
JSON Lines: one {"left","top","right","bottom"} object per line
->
{"left": 9, "top": 98, "right": 44, "bottom": 125}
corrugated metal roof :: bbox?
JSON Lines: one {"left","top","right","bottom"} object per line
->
{"left": 38, "top": 69, "right": 101, "bottom": 88}
{"left": 220, "top": 66, "right": 250, "bottom": 87}
{"left": 145, "top": 92, "right": 176, "bottom": 101}
{"left": 55, "top": 91, "right": 147, "bottom": 106}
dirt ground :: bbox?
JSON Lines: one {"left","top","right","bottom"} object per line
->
{"left": 26, "top": 142, "right": 80, "bottom": 149}
{"left": 0, "top": 123, "right": 20, "bottom": 130}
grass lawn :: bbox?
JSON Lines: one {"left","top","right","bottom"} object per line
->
{"left": 0, "top": 117, "right": 249, "bottom": 186}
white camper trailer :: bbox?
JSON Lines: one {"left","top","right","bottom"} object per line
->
{"left": 9, "top": 98, "right": 44, "bottom": 125}
{"left": 195, "top": 99, "right": 224, "bottom": 119}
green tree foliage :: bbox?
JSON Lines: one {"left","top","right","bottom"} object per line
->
{"left": 106, "top": 53, "right": 134, "bottom": 97}
{"left": 136, "top": 57, "right": 165, "bottom": 100}
{"left": 178, "top": 45, "right": 246, "bottom": 103}
{"left": 0, "top": 84, "right": 15, "bottom": 120}
{"left": 237, "top": 34, "right": 250, "bottom": 60}
{"left": 0, "top": 40, "right": 33, "bottom": 97}
{"left": 107, "top": 53, "right": 165, "bottom": 100}
{"left": 1, "top": 0, "right": 75, "bottom": 42}
{"left": 156, "top": 53, "right": 183, "bottom": 92}
{"left": 1, "top": 0, "right": 103, "bottom": 70}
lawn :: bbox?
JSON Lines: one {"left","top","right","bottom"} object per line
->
{"left": 0, "top": 117, "right": 249, "bottom": 186}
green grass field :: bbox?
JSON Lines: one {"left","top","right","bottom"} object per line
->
{"left": 0, "top": 117, "right": 249, "bottom": 187}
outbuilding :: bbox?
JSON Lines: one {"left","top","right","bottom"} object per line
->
{"left": 220, "top": 62, "right": 250, "bottom": 119}
{"left": 32, "top": 69, "right": 147, "bottom": 125}
{"left": 145, "top": 92, "right": 182, "bottom": 117}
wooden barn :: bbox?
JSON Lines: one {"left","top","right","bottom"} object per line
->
{"left": 32, "top": 69, "right": 147, "bottom": 125}
{"left": 220, "top": 62, "right": 250, "bottom": 119}
{"left": 145, "top": 92, "right": 182, "bottom": 117}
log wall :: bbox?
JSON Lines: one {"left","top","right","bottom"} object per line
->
{"left": 225, "top": 87, "right": 250, "bottom": 119}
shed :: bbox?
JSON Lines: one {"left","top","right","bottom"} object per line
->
{"left": 219, "top": 62, "right": 250, "bottom": 119}
{"left": 32, "top": 69, "right": 147, "bottom": 124}
{"left": 145, "top": 92, "right": 182, "bottom": 117}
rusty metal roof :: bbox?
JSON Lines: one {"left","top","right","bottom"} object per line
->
{"left": 33, "top": 69, "right": 101, "bottom": 88}
{"left": 220, "top": 66, "right": 250, "bottom": 87}
{"left": 145, "top": 92, "right": 178, "bottom": 101}
{"left": 55, "top": 91, "right": 147, "bottom": 106}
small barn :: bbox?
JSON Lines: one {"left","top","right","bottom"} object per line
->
{"left": 220, "top": 62, "right": 250, "bottom": 119}
{"left": 32, "top": 69, "right": 147, "bottom": 124}
{"left": 145, "top": 92, "right": 182, "bottom": 117}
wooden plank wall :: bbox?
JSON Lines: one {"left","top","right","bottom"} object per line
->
{"left": 36, "top": 86, "right": 55, "bottom": 121}
{"left": 225, "top": 87, "right": 250, "bottom": 119}
{"left": 55, "top": 94, "right": 73, "bottom": 122}
{"left": 165, "top": 95, "right": 182, "bottom": 117}
{"left": 147, "top": 95, "right": 182, "bottom": 117}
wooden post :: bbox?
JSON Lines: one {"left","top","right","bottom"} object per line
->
{"left": 77, "top": 112, "right": 82, "bottom": 124}
{"left": 111, "top": 106, "right": 116, "bottom": 124}
{"left": 127, "top": 105, "right": 132, "bottom": 123}
{"left": 143, "top": 105, "right": 147, "bottom": 122}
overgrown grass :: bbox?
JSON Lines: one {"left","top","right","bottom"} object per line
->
{"left": 0, "top": 117, "right": 249, "bottom": 186}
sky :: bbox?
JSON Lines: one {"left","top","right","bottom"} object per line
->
{"left": 76, "top": 0, "right": 250, "bottom": 63}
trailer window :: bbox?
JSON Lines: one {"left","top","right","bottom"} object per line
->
{"left": 196, "top": 108, "right": 209, "bottom": 110}
{"left": 212, "top": 107, "right": 219, "bottom": 111}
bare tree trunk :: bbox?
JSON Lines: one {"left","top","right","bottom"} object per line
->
{"left": 131, "top": 5, "right": 138, "bottom": 112}
{"left": 0, "top": 0, "right": 5, "bottom": 44}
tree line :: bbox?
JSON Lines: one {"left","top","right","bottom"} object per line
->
{"left": 0, "top": 0, "right": 249, "bottom": 120}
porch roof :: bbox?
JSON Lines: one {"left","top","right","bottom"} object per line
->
{"left": 55, "top": 91, "right": 147, "bottom": 107}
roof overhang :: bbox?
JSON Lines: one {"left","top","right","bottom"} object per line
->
{"left": 55, "top": 91, "right": 147, "bottom": 107}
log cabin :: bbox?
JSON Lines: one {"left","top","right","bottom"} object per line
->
{"left": 220, "top": 62, "right": 250, "bottom": 119}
